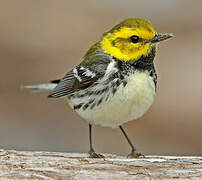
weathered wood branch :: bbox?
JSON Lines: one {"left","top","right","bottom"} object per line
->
{"left": 0, "top": 149, "right": 202, "bottom": 179}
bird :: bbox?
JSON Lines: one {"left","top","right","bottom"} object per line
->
{"left": 25, "top": 18, "right": 172, "bottom": 158}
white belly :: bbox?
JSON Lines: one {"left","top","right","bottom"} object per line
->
{"left": 73, "top": 71, "right": 156, "bottom": 128}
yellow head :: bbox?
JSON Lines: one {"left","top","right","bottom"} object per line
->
{"left": 102, "top": 18, "right": 172, "bottom": 61}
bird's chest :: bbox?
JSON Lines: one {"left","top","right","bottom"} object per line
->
{"left": 71, "top": 71, "right": 156, "bottom": 127}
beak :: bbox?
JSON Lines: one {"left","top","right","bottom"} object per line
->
{"left": 150, "top": 33, "right": 173, "bottom": 44}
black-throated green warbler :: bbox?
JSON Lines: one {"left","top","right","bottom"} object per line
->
{"left": 26, "top": 18, "right": 172, "bottom": 158}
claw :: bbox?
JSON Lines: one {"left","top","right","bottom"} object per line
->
{"left": 88, "top": 150, "right": 105, "bottom": 159}
{"left": 127, "top": 151, "right": 145, "bottom": 158}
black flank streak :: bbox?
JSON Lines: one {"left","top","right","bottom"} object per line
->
{"left": 86, "top": 91, "right": 93, "bottom": 96}
{"left": 111, "top": 81, "right": 116, "bottom": 88}
{"left": 116, "top": 79, "right": 121, "bottom": 87}
{"left": 97, "top": 90, "right": 103, "bottom": 95}
{"left": 74, "top": 103, "right": 83, "bottom": 110}
{"left": 89, "top": 99, "right": 95, "bottom": 104}
{"left": 97, "top": 98, "right": 103, "bottom": 106}
{"left": 122, "top": 80, "right": 127, "bottom": 87}
{"left": 83, "top": 103, "right": 89, "bottom": 110}
{"left": 119, "top": 74, "right": 125, "bottom": 80}
{"left": 105, "top": 94, "right": 110, "bottom": 102}
{"left": 112, "top": 88, "right": 117, "bottom": 95}
{"left": 102, "top": 86, "right": 109, "bottom": 93}
{"left": 90, "top": 103, "right": 96, "bottom": 109}
{"left": 77, "top": 94, "right": 86, "bottom": 98}
{"left": 82, "top": 99, "right": 95, "bottom": 110}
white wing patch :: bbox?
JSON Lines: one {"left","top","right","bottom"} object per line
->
{"left": 81, "top": 68, "right": 96, "bottom": 78}
{"left": 73, "top": 68, "right": 82, "bottom": 82}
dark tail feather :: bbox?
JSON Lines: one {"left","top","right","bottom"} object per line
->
{"left": 50, "top": 79, "right": 60, "bottom": 84}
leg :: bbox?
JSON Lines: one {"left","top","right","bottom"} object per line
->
{"left": 119, "top": 126, "right": 144, "bottom": 158}
{"left": 88, "top": 124, "right": 104, "bottom": 158}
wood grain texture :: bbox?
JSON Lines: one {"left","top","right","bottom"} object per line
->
{"left": 0, "top": 149, "right": 202, "bottom": 179}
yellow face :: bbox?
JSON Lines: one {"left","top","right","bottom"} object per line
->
{"left": 102, "top": 18, "right": 157, "bottom": 61}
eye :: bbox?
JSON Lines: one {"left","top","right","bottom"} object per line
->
{"left": 130, "top": 35, "right": 139, "bottom": 44}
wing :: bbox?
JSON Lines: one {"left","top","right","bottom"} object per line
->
{"left": 48, "top": 65, "right": 102, "bottom": 98}
{"left": 48, "top": 49, "right": 112, "bottom": 98}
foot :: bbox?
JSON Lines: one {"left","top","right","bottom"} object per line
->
{"left": 127, "top": 150, "right": 145, "bottom": 158}
{"left": 88, "top": 150, "right": 105, "bottom": 159}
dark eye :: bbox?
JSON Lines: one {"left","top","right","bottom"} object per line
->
{"left": 130, "top": 35, "right": 139, "bottom": 44}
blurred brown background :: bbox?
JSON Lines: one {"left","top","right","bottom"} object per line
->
{"left": 1, "top": 0, "right": 202, "bottom": 156}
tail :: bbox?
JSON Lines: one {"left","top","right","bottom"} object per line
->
{"left": 23, "top": 79, "right": 59, "bottom": 92}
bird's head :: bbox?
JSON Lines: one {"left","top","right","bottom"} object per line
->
{"left": 102, "top": 18, "right": 172, "bottom": 62}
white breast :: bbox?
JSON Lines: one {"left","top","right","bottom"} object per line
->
{"left": 73, "top": 70, "right": 156, "bottom": 128}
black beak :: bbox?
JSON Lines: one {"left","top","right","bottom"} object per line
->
{"left": 150, "top": 33, "right": 173, "bottom": 44}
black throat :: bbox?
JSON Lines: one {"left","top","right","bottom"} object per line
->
{"left": 132, "top": 46, "right": 156, "bottom": 71}
{"left": 114, "top": 46, "right": 156, "bottom": 72}
{"left": 113, "top": 46, "right": 157, "bottom": 88}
